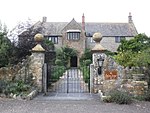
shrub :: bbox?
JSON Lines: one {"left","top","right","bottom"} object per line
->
{"left": 109, "top": 90, "right": 132, "bottom": 104}
{"left": 55, "top": 59, "right": 64, "bottom": 66}
{"left": 51, "top": 66, "right": 65, "bottom": 82}
{"left": 0, "top": 80, "right": 7, "bottom": 93}
{"left": 81, "top": 66, "right": 90, "bottom": 83}
{"left": 102, "top": 96, "right": 112, "bottom": 103}
{"left": 144, "top": 89, "right": 150, "bottom": 101}
{"left": 3, "top": 80, "right": 31, "bottom": 96}
{"left": 84, "top": 59, "right": 92, "bottom": 66}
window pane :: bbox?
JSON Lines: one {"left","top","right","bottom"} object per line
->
{"left": 67, "top": 32, "right": 80, "bottom": 40}
{"left": 55, "top": 37, "right": 58, "bottom": 44}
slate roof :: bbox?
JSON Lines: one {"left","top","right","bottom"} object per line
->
{"left": 41, "top": 22, "right": 68, "bottom": 36}
{"left": 85, "top": 22, "right": 138, "bottom": 37}
{"left": 24, "top": 20, "right": 138, "bottom": 37}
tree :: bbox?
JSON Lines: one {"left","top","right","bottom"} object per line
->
{"left": 117, "top": 34, "right": 150, "bottom": 53}
{"left": 115, "top": 34, "right": 150, "bottom": 67}
{"left": 0, "top": 22, "right": 11, "bottom": 67}
{"left": 8, "top": 19, "right": 33, "bottom": 45}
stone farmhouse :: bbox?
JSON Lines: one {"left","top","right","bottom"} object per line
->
{"left": 19, "top": 13, "right": 138, "bottom": 67}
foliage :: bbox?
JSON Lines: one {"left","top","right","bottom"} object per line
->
{"left": 50, "top": 66, "right": 65, "bottom": 83}
{"left": 80, "top": 48, "right": 92, "bottom": 66}
{"left": 117, "top": 34, "right": 150, "bottom": 53}
{"left": 55, "top": 59, "right": 64, "bottom": 66}
{"left": 115, "top": 34, "right": 150, "bottom": 67}
{"left": 109, "top": 90, "right": 132, "bottom": 104}
{"left": 79, "top": 48, "right": 91, "bottom": 84}
{"left": 102, "top": 96, "right": 112, "bottom": 103}
{"left": 144, "top": 89, "right": 150, "bottom": 101}
{"left": 8, "top": 19, "right": 33, "bottom": 44}
{"left": 0, "top": 80, "right": 7, "bottom": 93}
{"left": 115, "top": 50, "right": 136, "bottom": 67}
{"left": 84, "top": 59, "right": 92, "bottom": 66}
{"left": 81, "top": 66, "right": 90, "bottom": 83}
{"left": 42, "top": 38, "right": 54, "bottom": 51}
{"left": 105, "top": 50, "right": 116, "bottom": 56}
{"left": 0, "top": 22, "right": 12, "bottom": 67}
{"left": 133, "top": 89, "right": 150, "bottom": 101}
{"left": 0, "top": 80, "right": 31, "bottom": 96}
{"left": 56, "top": 46, "right": 77, "bottom": 67}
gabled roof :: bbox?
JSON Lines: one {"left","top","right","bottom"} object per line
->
{"left": 85, "top": 22, "right": 138, "bottom": 37}
{"left": 20, "top": 19, "right": 138, "bottom": 37}
{"left": 41, "top": 22, "right": 68, "bottom": 36}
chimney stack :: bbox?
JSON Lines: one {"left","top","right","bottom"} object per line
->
{"left": 82, "top": 13, "right": 85, "bottom": 30}
{"left": 42, "top": 16, "right": 47, "bottom": 23}
{"left": 128, "top": 12, "right": 133, "bottom": 23}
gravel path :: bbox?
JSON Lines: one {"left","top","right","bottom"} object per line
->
{"left": 0, "top": 97, "right": 150, "bottom": 113}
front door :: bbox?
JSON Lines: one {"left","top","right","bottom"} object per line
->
{"left": 70, "top": 56, "right": 77, "bottom": 67}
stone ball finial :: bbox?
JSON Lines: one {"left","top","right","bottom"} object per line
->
{"left": 93, "top": 32, "right": 103, "bottom": 42}
{"left": 34, "top": 33, "right": 44, "bottom": 42}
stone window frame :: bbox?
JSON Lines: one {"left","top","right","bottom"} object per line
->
{"left": 48, "top": 36, "right": 58, "bottom": 44}
{"left": 67, "top": 30, "right": 81, "bottom": 41}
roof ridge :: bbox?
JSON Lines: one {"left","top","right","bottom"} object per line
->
{"left": 84, "top": 22, "right": 129, "bottom": 24}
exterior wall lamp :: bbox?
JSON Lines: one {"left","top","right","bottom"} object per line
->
{"left": 97, "top": 55, "right": 104, "bottom": 75}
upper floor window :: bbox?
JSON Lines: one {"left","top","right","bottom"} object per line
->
{"left": 67, "top": 30, "right": 80, "bottom": 40}
{"left": 48, "top": 36, "right": 58, "bottom": 44}
{"left": 115, "top": 36, "right": 125, "bottom": 43}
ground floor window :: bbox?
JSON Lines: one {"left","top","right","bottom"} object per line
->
{"left": 48, "top": 36, "right": 58, "bottom": 44}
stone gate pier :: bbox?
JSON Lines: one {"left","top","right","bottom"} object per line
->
{"left": 30, "top": 34, "right": 45, "bottom": 92}
{"left": 90, "top": 32, "right": 106, "bottom": 93}
{"left": 90, "top": 32, "right": 148, "bottom": 97}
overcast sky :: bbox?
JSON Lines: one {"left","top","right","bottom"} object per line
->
{"left": 0, "top": 0, "right": 150, "bottom": 36}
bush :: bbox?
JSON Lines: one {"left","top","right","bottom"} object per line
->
{"left": 0, "top": 80, "right": 7, "bottom": 93}
{"left": 55, "top": 59, "right": 64, "bottom": 66}
{"left": 109, "top": 90, "right": 132, "bottom": 104}
{"left": 3, "top": 80, "right": 31, "bottom": 96}
{"left": 144, "top": 89, "right": 150, "bottom": 101}
{"left": 84, "top": 59, "right": 92, "bottom": 66}
{"left": 81, "top": 66, "right": 90, "bottom": 83}
{"left": 51, "top": 66, "right": 65, "bottom": 82}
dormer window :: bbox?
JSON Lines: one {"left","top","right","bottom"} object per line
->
{"left": 67, "top": 30, "right": 81, "bottom": 40}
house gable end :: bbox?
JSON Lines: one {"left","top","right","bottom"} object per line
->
{"left": 61, "top": 18, "right": 82, "bottom": 33}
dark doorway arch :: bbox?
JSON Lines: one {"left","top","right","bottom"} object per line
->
{"left": 70, "top": 56, "right": 77, "bottom": 67}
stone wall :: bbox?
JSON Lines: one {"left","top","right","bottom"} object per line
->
{"left": 0, "top": 56, "right": 31, "bottom": 81}
{"left": 0, "top": 51, "right": 45, "bottom": 92}
{"left": 91, "top": 55, "right": 148, "bottom": 97}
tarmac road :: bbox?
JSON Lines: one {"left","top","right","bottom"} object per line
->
{"left": 0, "top": 97, "right": 150, "bottom": 113}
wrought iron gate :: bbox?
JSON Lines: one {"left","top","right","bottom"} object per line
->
{"left": 47, "top": 66, "right": 90, "bottom": 93}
